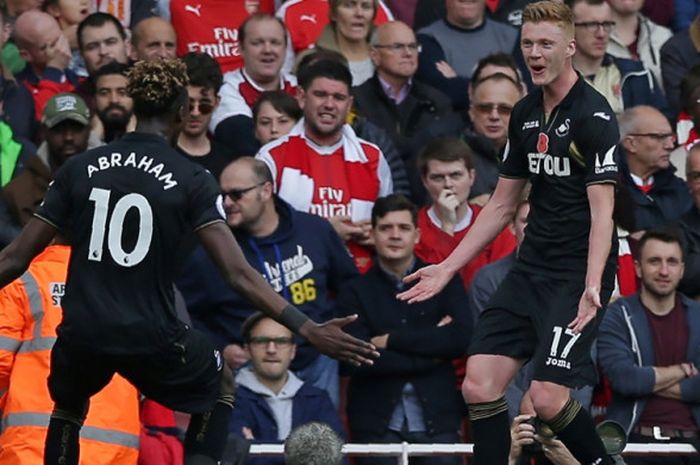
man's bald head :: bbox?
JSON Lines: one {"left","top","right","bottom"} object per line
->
{"left": 15, "top": 10, "right": 60, "bottom": 47}
{"left": 371, "top": 20, "right": 415, "bottom": 45}
{"left": 15, "top": 10, "right": 63, "bottom": 72}
{"left": 370, "top": 21, "right": 419, "bottom": 82}
{"left": 130, "top": 16, "right": 177, "bottom": 61}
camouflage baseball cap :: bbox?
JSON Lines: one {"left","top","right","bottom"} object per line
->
{"left": 42, "top": 93, "right": 90, "bottom": 129}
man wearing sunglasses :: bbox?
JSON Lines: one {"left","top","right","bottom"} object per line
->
{"left": 176, "top": 52, "right": 231, "bottom": 181}
{"left": 618, "top": 105, "right": 692, "bottom": 233}
{"left": 567, "top": 0, "right": 669, "bottom": 119}
{"left": 464, "top": 72, "right": 524, "bottom": 205}
{"left": 177, "top": 156, "right": 359, "bottom": 408}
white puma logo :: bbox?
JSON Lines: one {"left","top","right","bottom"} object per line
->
{"left": 184, "top": 4, "right": 201, "bottom": 16}
{"left": 300, "top": 14, "right": 317, "bottom": 23}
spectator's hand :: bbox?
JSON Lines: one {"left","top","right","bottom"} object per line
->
{"left": 435, "top": 60, "right": 457, "bottom": 79}
{"left": 46, "top": 33, "right": 71, "bottom": 71}
{"left": 435, "top": 189, "right": 459, "bottom": 234}
{"left": 568, "top": 286, "right": 601, "bottom": 334}
{"left": 241, "top": 427, "right": 254, "bottom": 440}
{"left": 509, "top": 414, "right": 536, "bottom": 464}
{"left": 437, "top": 315, "right": 452, "bottom": 327}
{"left": 300, "top": 315, "right": 379, "bottom": 366}
{"left": 678, "top": 362, "right": 699, "bottom": 379}
{"left": 328, "top": 215, "right": 365, "bottom": 242}
{"left": 350, "top": 219, "right": 373, "bottom": 246}
{"left": 539, "top": 436, "right": 580, "bottom": 465}
{"left": 223, "top": 343, "right": 249, "bottom": 369}
{"left": 397, "top": 263, "right": 454, "bottom": 303}
{"left": 371, "top": 333, "right": 389, "bottom": 349}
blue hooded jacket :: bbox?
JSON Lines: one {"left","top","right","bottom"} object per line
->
{"left": 177, "top": 196, "right": 359, "bottom": 370}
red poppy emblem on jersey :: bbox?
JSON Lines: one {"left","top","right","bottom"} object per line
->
{"left": 537, "top": 132, "right": 549, "bottom": 153}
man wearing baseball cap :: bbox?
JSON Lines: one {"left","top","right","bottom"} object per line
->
{"left": 38, "top": 93, "right": 93, "bottom": 172}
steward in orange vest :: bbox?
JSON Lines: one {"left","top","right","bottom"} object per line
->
{"left": 0, "top": 244, "right": 140, "bottom": 465}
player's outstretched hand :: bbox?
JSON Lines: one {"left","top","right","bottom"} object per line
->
{"left": 568, "top": 286, "right": 601, "bottom": 334}
{"left": 303, "top": 315, "right": 379, "bottom": 366}
{"left": 396, "top": 263, "right": 452, "bottom": 303}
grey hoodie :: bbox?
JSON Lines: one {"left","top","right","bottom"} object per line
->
{"left": 235, "top": 366, "right": 305, "bottom": 440}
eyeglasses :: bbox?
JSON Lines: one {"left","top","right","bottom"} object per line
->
{"left": 248, "top": 336, "right": 295, "bottom": 347}
{"left": 574, "top": 21, "right": 616, "bottom": 32}
{"left": 188, "top": 100, "right": 215, "bottom": 115}
{"left": 373, "top": 42, "right": 422, "bottom": 54}
{"left": 628, "top": 132, "right": 676, "bottom": 143}
{"left": 221, "top": 183, "right": 265, "bottom": 201}
{"left": 472, "top": 103, "right": 513, "bottom": 116}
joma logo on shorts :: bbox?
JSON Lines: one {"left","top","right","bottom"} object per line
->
{"left": 545, "top": 357, "right": 571, "bottom": 369}
{"left": 527, "top": 153, "right": 571, "bottom": 176}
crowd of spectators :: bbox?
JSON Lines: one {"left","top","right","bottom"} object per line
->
{"left": 0, "top": 0, "right": 699, "bottom": 464}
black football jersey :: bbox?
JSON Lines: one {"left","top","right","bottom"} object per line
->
{"left": 500, "top": 77, "right": 619, "bottom": 277}
{"left": 35, "top": 132, "right": 224, "bottom": 353}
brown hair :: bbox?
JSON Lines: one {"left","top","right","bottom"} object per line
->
{"left": 522, "top": 0, "right": 575, "bottom": 38}
{"left": 417, "top": 137, "right": 474, "bottom": 177}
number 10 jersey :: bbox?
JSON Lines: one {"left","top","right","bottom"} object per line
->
{"left": 35, "top": 132, "right": 223, "bottom": 354}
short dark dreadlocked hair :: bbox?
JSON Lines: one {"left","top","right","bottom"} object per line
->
{"left": 126, "top": 59, "right": 189, "bottom": 119}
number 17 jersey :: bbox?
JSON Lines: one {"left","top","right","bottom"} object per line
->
{"left": 35, "top": 132, "right": 223, "bottom": 354}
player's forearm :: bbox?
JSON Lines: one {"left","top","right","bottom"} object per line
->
{"left": 585, "top": 215, "right": 613, "bottom": 289}
{"left": 585, "top": 184, "right": 615, "bottom": 289}
{"left": 0, "top": 243, "right": 31, "bottom": 289}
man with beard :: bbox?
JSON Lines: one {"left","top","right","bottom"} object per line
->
{"left": 92, "top": 62, "right": 134, "bottom": 144}
{"left": 176, "top": 52, "right": 231, "bottom": 181}
{"left": 38, "top": 92, "right": 91, "bottom": 172}
{"left": 256, "top": 59, "right": 393, "bottom": 273}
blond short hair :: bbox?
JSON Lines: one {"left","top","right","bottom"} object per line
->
{"left": 522, "top": 1, "right": 575, "bottom": 38}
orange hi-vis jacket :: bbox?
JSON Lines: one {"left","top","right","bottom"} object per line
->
{"left": 0, "top": 245, "right": 140, "bottom": 465}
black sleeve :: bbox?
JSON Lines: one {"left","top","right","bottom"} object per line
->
{"left": 187, "top": 168, "right": 225, "bottom": 230}
{"left": 499, "top": 104, "right": 529, "bottom": 179}
{"left": 574, "top": 105, "right": 620, "bottom": 186}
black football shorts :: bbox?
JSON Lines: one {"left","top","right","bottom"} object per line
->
{"left": 468, "top": 267, "right": 612, "bottom": 388}
{"left": 48, "top": 325, "right": 223, "bottom": 414}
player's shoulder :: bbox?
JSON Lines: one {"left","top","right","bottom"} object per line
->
{"left": 571, "top": 78, "right": 616, "bottom": 119}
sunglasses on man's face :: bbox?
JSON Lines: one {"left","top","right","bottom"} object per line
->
{"left": 188, "top": 100, "right": 215, "bottom": 115}
{"left": 221, "top": 183, "right": 266, "bottom": 201}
